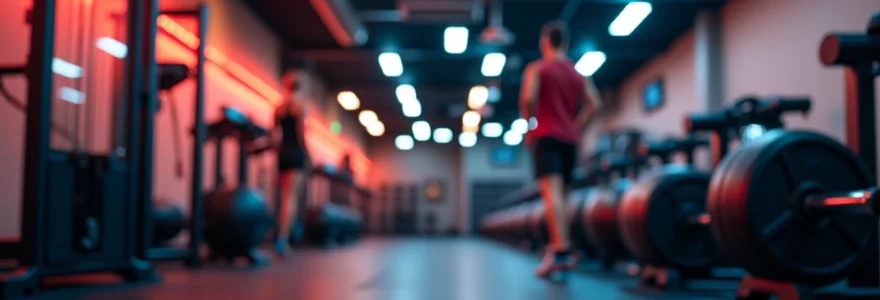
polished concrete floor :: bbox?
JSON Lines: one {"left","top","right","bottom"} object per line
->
{"left": 29, "top": 238, "right": 734, "bottom": 300}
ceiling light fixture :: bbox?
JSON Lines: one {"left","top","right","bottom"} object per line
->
{"left": 481, "top": 122, "right": 503, "bottom": 138}
{"left": 367, "top": 121, "right": 385, "bottom": 137}
{"left": 412, "top": 121, "right": 432, "bottom": 141}
{"left": 609, "top": 2, "right": 653, "bottom": 37}
{"left": 359, "top": 110, "right": 378, "bottom": 127}
{"left": 459, "top": 132, "right": 478, "bottom": 147}
{"left": 337, "top": 91, "right": 360, "bottom": 110}
{"left": 433, "top": 128, "right": 453, "bottom": 144}
{"left": 503, "top": 131, "right": 523, "bottom": 146}
{"left": 403, "top": 101, "right": 422, "bottom": 117}
{"left": 396, "top": 84, "right": 417, "bottom": 104}
{"left": 575, "top": 51, "right": 607, "bottom": 76}
{"left": 468, "top": 85, "right": 489, "bottom": 110}
{"left": 444, "top": 26, "right": 469, "bottom": 54}
{"left": 395, "top": 135, "right": 414, "bottom": 150}
{"left": 481, "top": 52, "right": 506, "bottom": 77}
{"left": 462, "top": 110, "right": 482, "bottom": 127}
{"left": 378, "top": 52, "right": 403, "bottom": 77}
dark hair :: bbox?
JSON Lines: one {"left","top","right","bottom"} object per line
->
{"left": 282, "top": 71, "right": 301, "bottom": 92}
{"left": 541, "top": 21, "right": 569, "bottom": 49}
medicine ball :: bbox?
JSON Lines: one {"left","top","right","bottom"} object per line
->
{"left": 204, "top": 188, "right": 272, "bottom": 254}
{"left": 153, "top": 196, "right": 186, "bottom": 245}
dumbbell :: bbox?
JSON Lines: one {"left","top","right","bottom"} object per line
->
{"left": 581, "top": 153, "right": 644, "bottom": 267}
{"left": 618, "top": 135, "right": 720, "bottom": 272}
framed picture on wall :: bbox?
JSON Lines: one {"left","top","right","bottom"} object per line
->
{"left": 490, "top": 145, "right": 519, "bottom": 167}
{"left": 643, "top": 78, "right": 665, "bottom": 113}
{"left": 424, "top": 179, "right": 445, "bottom": 203}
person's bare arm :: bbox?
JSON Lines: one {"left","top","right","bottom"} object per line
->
{"left": 575, "top": 76, "right": 603, "bottom": 129}
{"left": 519, "top": 62, "right": 541, "bottom": 120}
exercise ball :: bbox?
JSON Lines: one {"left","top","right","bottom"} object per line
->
{"left": 153, "top": 196, "right": 186, "bottom": 245}
{"left": 204, "top": 188, "right": 272, "bottom": 254}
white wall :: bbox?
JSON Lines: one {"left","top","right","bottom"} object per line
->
{"left": 608, "top": 30, "right": 698, "bottom": 138}
{"left": 720, "top": 0, "right": 880, "bottom": 142}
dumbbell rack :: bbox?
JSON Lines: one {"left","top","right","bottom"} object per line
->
{"left": 734, "top": 16, "right": 880, "bottom": 300}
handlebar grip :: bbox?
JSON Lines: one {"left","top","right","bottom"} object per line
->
{"left": 772, "top": 98, "right": 812, "bottom": 114}
{"left": 685, "top": 111, "right": 729, "bottom": 133}
{"left": 645, "top": 140, "right": 674, "bottom": 156}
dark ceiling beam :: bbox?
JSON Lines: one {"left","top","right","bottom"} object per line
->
{"left": 360, "top": 10, "right": 403, "bottom": 22}
{"left": 286, "top": 47, "right": 663, "bottom": 62}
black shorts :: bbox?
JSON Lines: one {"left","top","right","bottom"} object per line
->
{"left": 532, "top": 137, "right": 577, "bottom": 185}
{"left": 278, "top": 148, "right": 305, "bottom": 171}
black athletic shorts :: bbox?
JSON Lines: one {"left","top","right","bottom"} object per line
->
{"left": 532, "top": 137, "right": 577, "bottom": 185}
{"left": 278, "top": 148, "right": 306, "bottom": 171}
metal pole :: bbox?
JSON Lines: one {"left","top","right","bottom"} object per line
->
{"left": 185, "top": 4, "right": 209, "bottom": 268}
{"left": 134, "top": 0, "right": 159, "bottom": 260}
{"left": 19, "top": 0, "right": 57, "bottom": 268}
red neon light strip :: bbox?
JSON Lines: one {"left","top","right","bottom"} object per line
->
{"left": 157, "top": 15, "right": 282, "bottom": 103}
{"left": 157, "top": 15, "right": 371, "bottom": 176}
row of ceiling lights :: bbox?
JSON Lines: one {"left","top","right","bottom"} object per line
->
{"left": 336, "top": 2, "right": 654, "bottom": 150}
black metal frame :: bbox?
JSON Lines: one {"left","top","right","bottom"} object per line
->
{"left": 143, "top": 6, "right": 209, "bottom": 267}
{"left": 0, "top": 0, "right": 157, "bottom": 297}
{"left": 828, "top": 29, "right": 880, "bottom": 289}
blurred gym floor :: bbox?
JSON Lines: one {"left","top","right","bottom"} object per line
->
{"left": 29, "top": 238, "right": 731, "bottom": 300}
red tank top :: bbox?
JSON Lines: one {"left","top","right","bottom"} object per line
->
{"left": 529, "top": 59, "right": 585, "bottom": 144}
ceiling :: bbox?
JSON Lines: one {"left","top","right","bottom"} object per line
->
{"left": 243, "top": 0, "right": 726, "bottom": 137}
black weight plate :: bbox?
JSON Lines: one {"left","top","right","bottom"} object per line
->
{"left": 584, "top": 187, "right": 629, "bottom": 258}
{"left": 619, "top": 165, "right": 719, "bottom": 270}
{"left": 708, "top": 130, "right": 874, "bottom": 286}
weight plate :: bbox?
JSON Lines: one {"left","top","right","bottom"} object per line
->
{"left": 708, "top": 130, "right": 875, "bottom": 286}
{"left": 527, "top": 202, "right": 548, "bottom": 243}
{"left": 569, "top": 188, "right": 594, "bottom": 252}
{"left": 619, "top": 165, "right": 719, "bottom": 270}
{"left": 584, "top": 187, "right": 629, "bottom": 258}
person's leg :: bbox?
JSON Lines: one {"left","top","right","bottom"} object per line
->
{"left": 533, "top": 139, "right": 576, "bottom": 278}
{"left": 539, "top": 174, "right": 570, "bottom": 252}
{"left": 276, "top": 170, "right": 295, "bottom": 254}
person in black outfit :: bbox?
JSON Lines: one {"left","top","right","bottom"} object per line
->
{"left": 274, "top": 70, "right": 310, "bottom": 256}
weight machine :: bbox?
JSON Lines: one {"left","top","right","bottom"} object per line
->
{"left": 0, "top": 0, "right": 158, "bottom": 297}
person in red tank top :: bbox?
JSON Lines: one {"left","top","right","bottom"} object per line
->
{"left": 520, "top": 21, "right": 603, "bottom": 280}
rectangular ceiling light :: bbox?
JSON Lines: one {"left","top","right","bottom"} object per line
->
{"left": 468, "top": 85, "right": 488, "bottom": 110}
{"left": 575, "top": 51, "right": 607, "bottom": 76}
{"left": 378, "top": 52, "right": 403, "bottom": 77}
{"left": 608, "top": 2, "right": 653, "bottom": 37}
{"left": 403, "top": 101, "right": 422, "bottom": 117}
{"left": 52, "top": 58, "right": 83, "bottom": 79}
{"left": 396, "top": 84, "right": 417, "bottom": 104}
{"left": 96, "top": 37, "right": 128, "bottom": 58}
{"left": 444, "top": 26, "right": 469, "bottom": 54}
{"left": 433, "top": 128, "right": 453, "bottom": 144}
{"left": 481, "top": 53, "right": 506, "bottom": 77}
{"left": 412, "top": 121, "right": 432, "bottom": 141}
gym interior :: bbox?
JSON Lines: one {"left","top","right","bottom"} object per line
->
{"left": 0, "top": 0, "right": 879, "bottom": 299}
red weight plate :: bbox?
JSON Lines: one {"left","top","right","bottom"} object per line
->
{"left": 619, "top": 165, "right": 719, "bottom": 270}
{"left": 709, "top": 130, "right": 874, "bottom": 286}
{"left": 584, "top": 187, "right": 629, "bottom": 258}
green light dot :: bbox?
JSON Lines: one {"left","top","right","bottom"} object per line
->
{"left": 330, "top": 121, "right": 342, "bottom": 134}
